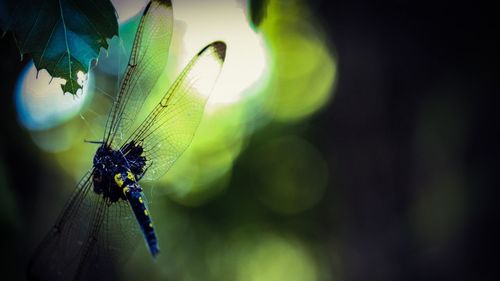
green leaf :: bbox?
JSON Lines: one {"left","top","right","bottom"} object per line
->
{"left": 0, "top": 0, "right": 118, "bottom": 95}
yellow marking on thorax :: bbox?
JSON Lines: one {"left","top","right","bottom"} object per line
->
{"left": 139, "top": 197, "right": 143, "bottom": 203}
{"left": 122, "top": 186, "right": 130, "bottom": 196}
{"left": 149, "top": 223, "right": 153, "bottom": 228}
{"left": 114, "top": 173, "right": 124, "bottom": 187}
{"left": 144, "top": 209, "right": 149, "bottom": 216}
{"left": 127, "top": 171, "right": 135, "bottom": 181}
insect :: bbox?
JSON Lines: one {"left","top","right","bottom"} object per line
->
{"left": 27, "top": 0, "right": 226, "bottom": 280}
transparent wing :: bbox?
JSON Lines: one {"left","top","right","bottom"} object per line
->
{"left": 75, "top": 200, "right": 141, "bottom": 281}
{"left": 28, "top": 171, "right": 97, "bottom": 280}
{"left": 28, "top": 171, "right": 141, "bottom": 281}
{"left": 122, "top": 41, "right": 227, "bottom": 180}
{"left": 104, "top": 0, "right": 173, "bottom": 146}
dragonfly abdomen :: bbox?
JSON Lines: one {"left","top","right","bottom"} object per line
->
{"left": 115, "top": 171, "right": 160, "bottom": 257}
{"left": 125, "top": 186, "right": 160, "bottom": 257}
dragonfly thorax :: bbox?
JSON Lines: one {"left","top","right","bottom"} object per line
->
{"left": 92, "top": 142, "right": 147, "bottom": 202}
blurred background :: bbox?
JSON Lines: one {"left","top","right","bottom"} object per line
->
{"left": 0, "top": 0, "right": 498, "bottom": 280}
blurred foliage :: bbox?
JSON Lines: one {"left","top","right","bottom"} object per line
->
{"left": 0, "top": 0, "right": 117, "bottom": 95}
{"left": 258, "top": 0, "right": 336, "bottom": 121}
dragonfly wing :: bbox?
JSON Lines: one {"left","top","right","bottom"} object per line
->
{"left": 123, "top": 41, "right": 227, "bottom": 180}
{"left": 75, "top": 200, "right": 141, "bottom": 281}
{"left": 28, "top": 171, "right": 97, "bottom": 280}
{"left": 28, "top": 172, "right": 141, "bottom": 281}
{"left": 104, "top": 0, "right": 173, "bottom": 146}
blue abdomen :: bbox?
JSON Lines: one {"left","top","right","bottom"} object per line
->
{"left": 124, "top": 185, "right": 160, "bottom": 257}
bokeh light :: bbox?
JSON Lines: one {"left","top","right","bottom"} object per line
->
{"left": 171, "top": 0, "right": 269, "bottom": 106}
{"left": 259, "top": 0, "right": 336, "bottom": 121}
{"left": 15, "top": 62, "right": 92, "bottom": 131}
{"left": 232, "top": 229, "right": 319, "bottom": 281}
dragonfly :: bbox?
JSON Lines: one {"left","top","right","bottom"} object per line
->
{"left": 27, "top": 0, "right": 226, "bottom": 280}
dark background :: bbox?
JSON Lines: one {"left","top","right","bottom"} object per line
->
{"left": 311, "top": 1, "right": 498, "bottom": 280}
{"left": 1, "top": 0, "right": 498, "bottom": 280}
